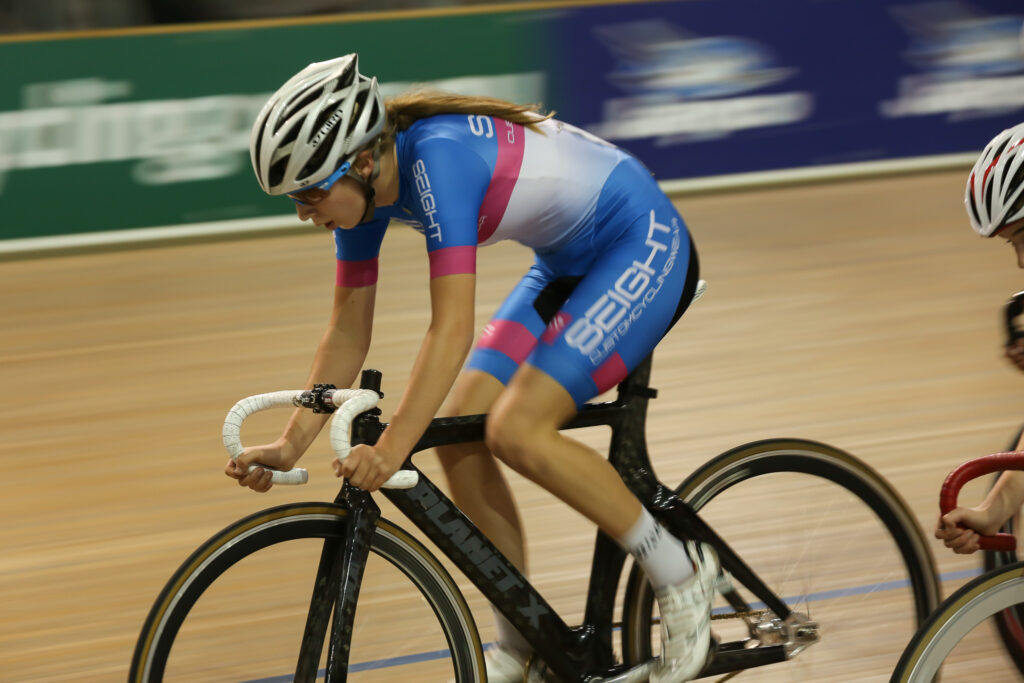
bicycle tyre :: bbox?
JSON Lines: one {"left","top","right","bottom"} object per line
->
{"left": 620, "top": 438, "right": 941, "bottom": 680}
{"left": 130, "top": 502, "right": 485, "bottom": 682}
{"left": 982, "top": 424, "right": 1024, "bottom": 677}
{"left": 892, "top": 561, "right": 1024, "bottom": 681}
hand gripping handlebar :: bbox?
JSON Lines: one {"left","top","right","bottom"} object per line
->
{"left": 221, "top": 388, "right": 418, "bottom": 489}
{"left": 939, "top": 452, "right": 1023, "bottom": 552}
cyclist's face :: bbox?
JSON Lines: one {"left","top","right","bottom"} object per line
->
{"left": 999, "top": 219, "right": 1024, "bottom": 268}
{"left": 292, "top": 176, "right": 367, "bottom": 231}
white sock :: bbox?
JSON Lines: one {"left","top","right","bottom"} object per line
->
{"left": 619, "top": 507, "right": 694, "bottom": 589}
{"left": 490, "top": 605, "right": 531, "bottom": 660}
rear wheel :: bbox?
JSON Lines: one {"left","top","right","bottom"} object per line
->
{"left": 130, "top": 503, "right": 485, "bottom": 682}
{"left": 621, "top": 438, "right": 941, "bottom": 680}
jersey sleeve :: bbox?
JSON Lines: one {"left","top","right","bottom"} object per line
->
{"left": 407, "top": 136, "right": 491, "bottom": 279}
{"left": 333, "top": 218, "right": 388, "bottom": 288}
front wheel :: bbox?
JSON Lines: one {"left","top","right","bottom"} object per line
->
{"left": 621, "top": 438, "right": 941, "bottom": 680}
{"left": 130, "top": 503, "right": 485, "bottom": 682}
{"left": 892, "top": 561, "right": 1024, "bottom": 682}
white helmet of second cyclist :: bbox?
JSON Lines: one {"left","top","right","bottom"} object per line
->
{"left": 966, "top": 122, "right": 1024, "bottom": 237}
{"left": 250, "top": 54, "right": 385, "bottom": 195}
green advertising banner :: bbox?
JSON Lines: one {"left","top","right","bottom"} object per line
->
{"left": 0, "top": 11, "right": 554, "bottom": 240}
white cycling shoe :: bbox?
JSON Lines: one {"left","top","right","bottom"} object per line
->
{"left": 650, "top": 541, "right": 719, "bottom": 683}
{"left": 485, "top": 645, "right": 556, "bottom": 682}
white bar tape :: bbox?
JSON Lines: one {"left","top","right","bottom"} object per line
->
{"left": 329, "top": 389, "right": 419, "bottom": 489}
{"left": 222, "top": 390, "right": 308, "bottom": 485}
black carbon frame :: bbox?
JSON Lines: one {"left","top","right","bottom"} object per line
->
{"left": 304, "top": 355, "right": 788, "bottom": 682}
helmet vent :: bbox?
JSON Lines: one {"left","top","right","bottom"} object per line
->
{"left": 1006, "top": 163, "right": 1024, "bottom": 222}
{"left": 992, "top": 136, "right": 1011, "bottom": 161}
{"left": 338, "top": 63, "right": 356, "bottom": 88}
{"left": 282, "top": 88, "right": 325, "bottom": 129}
{"left": 268, "top": 157, "right": 288, "bottom": 188}
{"left": 300, "top": 125, "right": 340, "bottom": 180}
{"left": 1001, "top": 156, "right": 1016, "bottom": 186}
{"left": 967, "top": 179, "right": 981, "bottom": 228}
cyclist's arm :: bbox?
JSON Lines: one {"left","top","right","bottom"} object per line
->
{"left": 276, "top": 283, "right": 377, "bottom": 463}
{"left": 374, "top": 272, "right": 476, "bottom": 459}
{"left": 962, "top": 430, "right": 1024, "bottom": 531}
{"left": 966, "top": 469, "right": 1024, "bottom": 531}
{"left": 936, "top": 458, "right": 1024, "bottom": 554}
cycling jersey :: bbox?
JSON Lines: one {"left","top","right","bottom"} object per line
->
{"left": 333, "top": 113, "right": 698, "bottom": 405}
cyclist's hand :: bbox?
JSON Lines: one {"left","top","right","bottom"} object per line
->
{"left": 333, "top": 443, "right": 403, "bottom": 491}
{"left": 935, "top": 507, "right": 1001, "bottom": 554}
{"left": 1005, "top": 339, "right": 1024, "bottom": 372}
{"left": 224, "top": 442, "right": 297, "bottom": 493}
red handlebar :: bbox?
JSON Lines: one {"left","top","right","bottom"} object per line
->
{"left": 940, "top": 452, "right": 1023, "bottom": 552}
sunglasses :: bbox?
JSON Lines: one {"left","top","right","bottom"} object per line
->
{"left": 288, "top": 161, "right": 351, "bottom": 206}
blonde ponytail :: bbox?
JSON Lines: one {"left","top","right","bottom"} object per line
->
{"left": 379, "top": 90, "right": 554, "bottom": 149}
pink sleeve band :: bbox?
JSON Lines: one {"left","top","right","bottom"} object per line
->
{"left": 428, "top": 245, "right": 477, "bottom": 279}
{"left": 336, "top": 258, "right": 379, "bottom": 288}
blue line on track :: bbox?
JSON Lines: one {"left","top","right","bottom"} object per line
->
{"left": 238, "top": 567, "right": 985, "bottom": 683}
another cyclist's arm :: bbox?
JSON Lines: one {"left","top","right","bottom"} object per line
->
{"left": 336, "top": 273, "right": 475, "bottom": 490}
{"left": 226, "top": 283, "right": 375, "bottom": 491}
{"left": 936, "top": 433, "right": 1024, "bottom": 553}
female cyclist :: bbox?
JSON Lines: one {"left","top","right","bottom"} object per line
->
{"left": 226, "top": 54, "right": 716, "bottom": 682}
{"left": 937, "top": 121, "right": 1024, "bottom": 554}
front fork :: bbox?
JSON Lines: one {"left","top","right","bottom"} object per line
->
{"left": 294, "top": 485, "right": 380, "bottom": 683}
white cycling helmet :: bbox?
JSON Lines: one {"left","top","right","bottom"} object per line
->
{"left": 966, "top": 122, "right": 1024, "bottom": 237}
{"left": 250, "top": 54, "right": 385, "bottom": 196}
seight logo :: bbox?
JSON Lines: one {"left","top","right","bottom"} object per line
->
{"left": 412, "top": 158, "right": 442, "bottom": 241}
{"left": 564, "top": 210, "right": 678, "bottom": 361}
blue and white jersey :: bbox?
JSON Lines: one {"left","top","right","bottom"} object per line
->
{"left": 332, "top": 114, "right": 645, "bottom": 287}
{"left": 330, "top": 111, "right": 698, "bottom": 406}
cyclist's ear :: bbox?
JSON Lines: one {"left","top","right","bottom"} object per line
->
{"left": 351, "top": 149, "right": 375, "bottom": 180}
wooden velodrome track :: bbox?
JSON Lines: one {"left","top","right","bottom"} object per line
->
{"left": 4, "top": 169, "right": 1024, "bottom": 682}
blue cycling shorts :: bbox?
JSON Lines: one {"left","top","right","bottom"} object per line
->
{"left": 467, "top": 187, "right": 699, "bottom": 406}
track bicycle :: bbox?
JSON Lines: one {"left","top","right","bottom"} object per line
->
{"left": 891, "top": 291, "right": 1024, "bottom": 682}
{"left": 984, "top": 290, "right": 1024, "bottom": 677}
{"left": 890, "top": 452, "right": 1024, "bottom": 682}
{"left": 131, "top": 314, "right": 940, "bottom": 681}
{"left": 960, "top": 290, "right": 1024, "bottom": 678}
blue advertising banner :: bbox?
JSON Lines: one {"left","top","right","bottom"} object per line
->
{"left": 552, "top": 0, "right": 1024, "bottom": 180}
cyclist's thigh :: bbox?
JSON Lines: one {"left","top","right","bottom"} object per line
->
{"left": 464, "top": 261, "right": 571, "bottom": 388}
{"left": 440, "top": 369, "right": 506, "bottom": 418}
{"left": 528, "top": 201, "right": 698, "bottom": 407}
